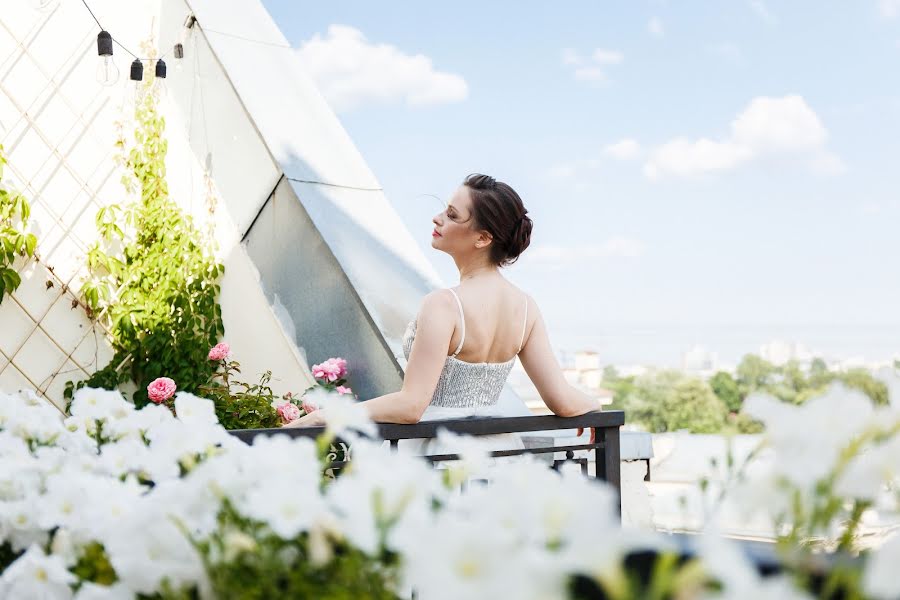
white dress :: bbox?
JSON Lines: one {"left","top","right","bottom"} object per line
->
{"left": 399, "top": 288, "right": 527, "bottom": 456}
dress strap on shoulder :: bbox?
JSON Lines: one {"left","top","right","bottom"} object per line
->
{"left": 518, "top": 294, "right": 529, "bottom": 353}
{"left": 447, "top": 288, "right": 466, "bottom": 357}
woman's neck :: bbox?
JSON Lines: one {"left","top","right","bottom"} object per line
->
{"left": 458, "top": 262, "right": 498, "bottom": 282}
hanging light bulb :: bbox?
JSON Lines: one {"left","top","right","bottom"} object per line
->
{"left": 173, "top": 43, "right": 185, "bottom": 72}
{"left": 96, "top": 30, "right": 119, "bottom": 86}
{"left": 129, "top": 59, "right": 145, "bottom": 103}
{"left": 129, "top": 59, "right": 144, "bottom": 82}
{"left": 153, "top": 59, "right": 167, "bottom": 96}
{"left": 173, "top": 14, "right": 196, "bottom": 68}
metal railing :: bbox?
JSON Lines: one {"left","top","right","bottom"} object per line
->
{"left": 230, "top": 410, "right": 625, "bottom": 512}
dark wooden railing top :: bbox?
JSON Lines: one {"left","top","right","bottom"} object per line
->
{"left": 229, "top": 410, "right": 624, "bottom": 443}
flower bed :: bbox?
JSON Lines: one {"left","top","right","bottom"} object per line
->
{"left": 2, "top": 379, "right": 900, "bottom": 599}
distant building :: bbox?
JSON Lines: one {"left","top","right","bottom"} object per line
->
{"left": 682, "top": 345, "right": 718, "bottom": 375}
{"left": 575, "top": 351, "right": 601, "bottom": 372}
{"left": 759, "top": 340, "right": 813, "bottom": 366}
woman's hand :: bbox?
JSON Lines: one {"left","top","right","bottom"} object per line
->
{"left": 282, "top": 410, "right": 325, "bottom": 428}
{"left": 576, "top": 427, "right": 597, "bottom": 444}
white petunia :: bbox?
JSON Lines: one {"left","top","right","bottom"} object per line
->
{"left": 105, "top": 403, "right": 174, "bottom": 442}
{"left": 834, "top": 432, "right": 900, "bottom": 501}
{"left": 0, "top": 499, "right": 51, "bottom": 552}
{"left": 694, "top": 529, "right": 814, "bottom": 600}
{"left": 307, "top": 388, "right": 377, "bottom": 439}
{"left": 744, "top": 384, "right": 874, "bottom": 489}
{"left": 174, "top": 392, "right": 218, "bottom": 426}
{"left": 327, "top": 438, "right": 440, "bottom": 555}
{"left": 0, "top": 544, "right": 76, "bottom": 599}
{"left": 74, "top": 581, "right": 136, "bottom": 599}
{"left": 104, "top": 504, "right": 208, "bottom": 597}
{"left": 70, "top": 387, "right": 131, "bottom": 421}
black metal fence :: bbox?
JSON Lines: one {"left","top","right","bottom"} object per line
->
{"left": 230, "top": 410, "right": 625, "bottom": 511}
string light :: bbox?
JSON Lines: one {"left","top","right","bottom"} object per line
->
{"left": 96, "top": 30, "right": 119, "bottom": 86}
{"left": 81, "top": 0, "right": 190, "bottom": 86}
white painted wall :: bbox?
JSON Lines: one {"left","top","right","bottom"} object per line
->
{"left": 0, "top": 0, "right": 314, "bottom": 407}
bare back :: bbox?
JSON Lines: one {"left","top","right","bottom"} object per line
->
{"left": 446, "top": 278, "right": 532, "bottom": 364}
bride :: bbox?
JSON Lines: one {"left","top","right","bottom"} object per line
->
{"left": 285, "top": 173, "right": 598, "bottom": 438}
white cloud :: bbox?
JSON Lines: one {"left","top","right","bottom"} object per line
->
{"left": 603, "top": 139, "right": 642, "bottom": 160}
{"left": 880, "top": 0, "right": 900, "bottom": 18}
{"left": 529, "top": 237, "right": 646, "bottom": 266}
{"left": 731, "top": 95, "right": 827, "bottom": 153}
{"left": 561, "top": 47, "right": 623, "bottom": 83}
{"left": 296, "top": 25, "right": 468, "bottom": 112}
{"left": 643, "top": 95, "right": 843, "bottom": 179}
{"left": 648, "top": 17, "right": 664, "bottom": 37}
{"left": 643, "top": 138, "right": 752, "bottom": 180}
{"left": 749, "top": 0, "right": 777, "bottom": 24}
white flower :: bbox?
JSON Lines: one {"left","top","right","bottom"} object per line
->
{"left": 70, "top": 388, "right": 131, "bottom": 421}
{"left": 74, "top": 581, "right": 136, "bottom": 599}
{"left": 174, "top": 392, "right": 218, "bottom": 426}
{"left": 105, "top": 403, "right": 174, "bottom": 442}
{"left": 104, "top": 504, "right": 208, "bottom": 597}
{"left": 433, "top": 428, "right": 492, "bottom": 486}
{"left": 403, "top": 514, "right": 531, "bottom": 600}
{"left": 694, "top": 530, "right": 814, "bottom": 600}
{"left": 327, "top": 438, "right": 440, "bottom": 555}
{"left": 864, "top": 533, "right": 900, "bottom": 600}
{"left": 306, "top": 388, "right": 376, "bottom": 439}
{"left": 99, "top": 438, "right": 179, "bottom": 483}
{"left": 744, "top": 384, "right": 874, "bottom": 489}
{"left": 0, "top": 500, "right": 51, "bottom": 552}
{"left": 238, "top": 476, "right": 326, "bottom": 540}
{"left": 834, "top": 432, "right": 900, "bottom": 501}
{"left": 0, "top": 544, "right": 76, "bottom": 599}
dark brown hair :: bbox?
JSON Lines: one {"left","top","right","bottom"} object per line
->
{"left": 463, "top": 173, "right": 533, "bottom": 267}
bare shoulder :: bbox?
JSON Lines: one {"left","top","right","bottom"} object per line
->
{"left": 509, "top": 284, "right": 539, "bottom": 317}
{"left": 417, "top": 289, "right": 459, "bottom": 321}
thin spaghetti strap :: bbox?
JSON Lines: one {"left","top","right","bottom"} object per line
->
{"left": 447, "top": 288, "right": 466, "bottom": 357}
{"left": 518, "top": 295, "right": 528, "bottom": 353}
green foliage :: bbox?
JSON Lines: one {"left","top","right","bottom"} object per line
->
{"left": 0, "top": 145, "right": 38, "bottom": 302}
{"left": 600, "top": 366, "right": 634, "bottom": 411}
{"left": 199, "top": 357, "right": 283, "bottom": 430}
{"left": 71, "top": 541, "right": 117, "bottom": 587}
{"left": 69, "top": 82, "right": 224, "bottom": 406}
{"left": 735, "top": 354, "right": 777, "bottom": 392}
{"left": 193, "top": 501, "right": 401, "bottom": 599}
{"left": 837, "top": 368, "right": 888, "bottom": 406}
{"left": 736, "top": 354, "right": 889, "bottom": 408}
{"left": 0, "top": 541, "right": 21, "bottom": 572}
{"left": 624, "top": 370, "right": 729, "bottom": 434}
{"left": 708, "top": 371, "right": 741, "bottom": 412}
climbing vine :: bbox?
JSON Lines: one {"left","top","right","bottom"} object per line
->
{"left": 0, "top": 145, "right": 38, "bottom": 302}
{"left": 68, "top": 75, "right": 225, "bottom": 406}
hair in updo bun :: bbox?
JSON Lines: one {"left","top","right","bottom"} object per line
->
{"left": 463, "top": 173, "right": 533, "bottom": 267}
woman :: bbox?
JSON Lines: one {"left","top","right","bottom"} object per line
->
{"left": 285, "top": 173, "right": 598, "bottom": 433}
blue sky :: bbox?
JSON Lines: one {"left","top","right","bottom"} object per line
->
{"left": 261, "top": 0, "right": 900, "bottom": 365}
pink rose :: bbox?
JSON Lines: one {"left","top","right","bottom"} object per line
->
{"left": 311, "top": 357, "right": 348, "bottom": 382}
{"left": 208, "top": 342, "right": 231, "bottom": 361}
{"left": 147, "top": 377, "right": 176, "bottom": 403}
{"left": 336, "top": 385, "right": 352, "bottom": 396}
{"left": 277, "top": 402, "right": 301, "bottom": 423}
{"left": 301, "top": 398, "right": 319, "bottom": 414}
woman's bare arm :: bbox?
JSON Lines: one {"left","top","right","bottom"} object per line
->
{"left": 517, "top": 297, "right": 599, "bottom": 417}
{"left": 355, "top": 291, "right": 457, "bottom": 424}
